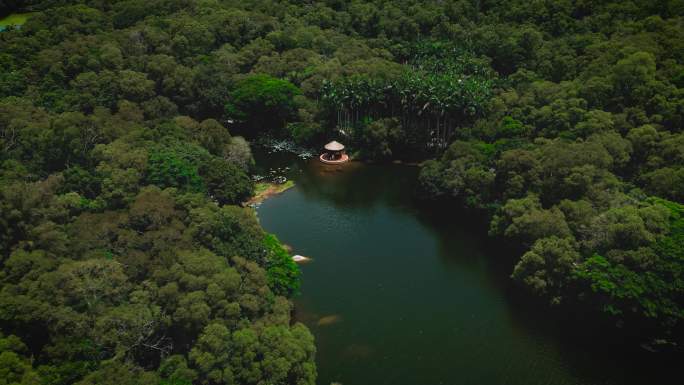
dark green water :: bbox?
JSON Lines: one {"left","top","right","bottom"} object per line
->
{"left": 255, "top": 151, "right": 675, "bottom": 385}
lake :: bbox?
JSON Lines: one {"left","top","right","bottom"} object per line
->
{"left": 254, "top": 150, "right": 677, "bottom": 385}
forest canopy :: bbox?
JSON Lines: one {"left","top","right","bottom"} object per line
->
{"left": 0, "top": 0, "right": 683, "bottom": 384}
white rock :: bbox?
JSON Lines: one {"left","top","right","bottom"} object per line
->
{"left": 292, "top": 255, "right": 310, "bottom": 263}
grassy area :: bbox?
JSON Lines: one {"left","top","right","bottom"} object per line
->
{"left": 254, "top": 182, "right": 272, "bottom": 196}
{"left": 247, "top": 180, "right": 295, "bottom": 206}
{"left": 0, "top": 13, "right": 34, "bottom": 29}
{"left": 278, "top": 180, "right": 295, "bottom": 191}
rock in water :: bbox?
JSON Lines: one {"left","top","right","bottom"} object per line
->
{"left": 317, "top": 314, "right": 341, "bottom": 326}
{"left": 292, "top": 255, "right": 310, "bottom": 263}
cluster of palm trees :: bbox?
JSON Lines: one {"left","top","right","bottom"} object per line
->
{"left": 322, "top": 48, "right": 494, "bottom": 149}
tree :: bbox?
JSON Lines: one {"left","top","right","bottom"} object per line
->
{"left": 54, "top": 259, "right": 129, "bottom": 313}
{"left": 360, "top": 118, "right": 403, "bottom": 160}
{"left": 262, "top": 234, "right": 300, "bottom": 297}
{"left": 224, "top": 137, "right": 254, "bottom": 172}
{"left": 489, "top": 194, "right": 572, "bottom": 245}
{"left": 612, "top": 51, "right": 657, "bottom": 106}
{"left": 189, "top": 322, "right": 316, "bottom": 385}
{"left": 225, "top": 75, "right": 301, "bottom": 134}
{"left": 583, "top": 205, "right": 668, "bottom": 254}
{"left": 189, "top": 322, "right": 233, "bottom": 384}
{"left": 196, "top": 119, "right": 231, "bottom": 156}
{"left": 158, "top": 355, "right": 197, "bottom": 385}
{"left": 74, "top": 362, "right": 158, "bottom": 385}
{"left": 189, "top": 205, "right": 265, "bottom": 264}
{"left": 640, "top": 167, "right": 684, "bottom": 202}
{"left": 200, "top": 158, "right": 253, "bottom": 206}
{"left": 146, "top": 146, "right": 205, "bottom": 193}
{"left": 511, "top": 236, "right": 581, "bottom": 304}
{"left": 0, "top": 333, "right": 41, "bottom": 385}
{"left": 93, "top": 304, "right": 169, "bottom": 361}
{"left": 117, "top": 70, "right": 155, "bottom": 103}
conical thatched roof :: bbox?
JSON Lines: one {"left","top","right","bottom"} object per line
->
{"left": 324, "top": 141, "right": 345, "bottom": 151}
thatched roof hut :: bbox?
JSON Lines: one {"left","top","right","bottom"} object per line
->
{"left": 320, "top": 140, "right": 349, "bottom": 164}
{"left": 324, "top": 141, "right": 345, "bottom": 152}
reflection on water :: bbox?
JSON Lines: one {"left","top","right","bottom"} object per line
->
{"left": 255, "top": 149, "right": 678, "bottom": 385}
{"left": 317, "top": 315, "right": 342, "bottom": 327}
{"left": 342, "top": 343, "right": 374, "bottom": 359}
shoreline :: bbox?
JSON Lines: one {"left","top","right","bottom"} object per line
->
{"left": 245, "top": 180, "right": 295, "bottom": 206}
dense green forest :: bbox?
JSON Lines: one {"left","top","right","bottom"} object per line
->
{"left": 0, "top": 0, "right": 683, "bottom": 383}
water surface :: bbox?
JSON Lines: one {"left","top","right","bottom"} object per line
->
{"left": 255, "top": 151, "right": 675, "bottom": 385}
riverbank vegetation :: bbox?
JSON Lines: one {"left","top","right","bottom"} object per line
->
{"left": 415, "top": 2, "right": 684, "bottom": 347}
{"left": 0, "top": 0, "right": 682, "bottom": 382}
{"left": 247, "top": 180, "right": 295, "bottom": 206}
{"left": 1, "top": 1, "right": 318, "bottom": 383}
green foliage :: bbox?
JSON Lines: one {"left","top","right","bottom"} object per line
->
{"left": 0, "top": 333, "right": 40, "bottom": 385}
{"left": 321, "top": 47, "right": 495, "bottom": 158}
{"left": 0, "top": 13, "right": 32, "bottom": 29}
{"left": 512, "top": 236, "right": 581, "bottom": 305}
{"left": 0, "top": 0, "right": 683, "bottom": 376}
{"left": 286, "top": 121, "right": 324, "bottom": 145}
{"left": 0, "top": 3, "right": 324, "bottom": 381}
{"left": 190, "top": 205, "right": 266, "bottom": 264}
{"left": 263, "top": 234, "right": 301, "bottom": 297}
{"left": 410, "top": 0, "right": 684, "bottom": 343}
{"left": 74, "top": 362, "right": 159, "bottom": 385}
{"left": 158, "top": 355, "right": 196, "bottom": 385}
{"left": 359, "top": 118, "right": 403, "bottom": 160}
{"left": 574, "top": 200, "right": 684, "bottom": 327}
{"left": 200, "top": 158, "right": 254, "bottom": 205}
{"left": 498, "top": 116, "right": 528, "bottom": 138}
{"left": 60, "top": 166, "right": 102, "bottom": 199}
{"left": 189, "top": 322, "right": 315, "bottom": 385}
{"left": 0, "top": 180, "right": 316, "bottom": 384}
{"left": 147, "top": 146, "right": 206, "bottom": 193}
{"left": 225, "top": 74, "right": 301, "bottom": 134}
{"left": 652, "top": 199, "right": 684, "bottom": 261}
{"left": 418, "top": 140, "right": 496, "bottom": 207}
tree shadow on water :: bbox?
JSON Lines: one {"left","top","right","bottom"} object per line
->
{"left": 413, "top": 202, "right": 680, "bottom": 385}
{"left": 295, "top": 161, "right": 420, "bottom": 210}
